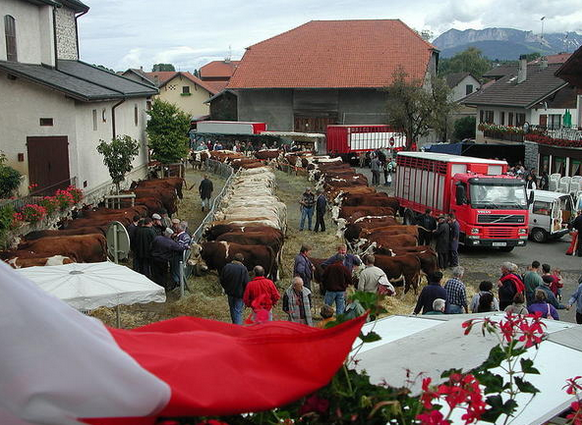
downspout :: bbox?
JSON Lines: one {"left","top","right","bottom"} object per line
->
{"left": 74, "top": 9, "right": 89, "bottom": 59}
{"left": 52, "top": 5, "right": 59, "bottom": 68}
{"left": 112, "top": 99, "right": 125, "bottom": 139}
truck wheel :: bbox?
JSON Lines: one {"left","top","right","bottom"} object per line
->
{"left": 498, "top": 246, "right": 515, "bottom": 252}
{"left": 531, "top": 228, "right": 548, "bottom": 243}
{"left": 404, "top": 210, "right": 415, "bottom": 225}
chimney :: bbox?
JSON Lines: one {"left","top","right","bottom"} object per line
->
{"left": 517, "top": 54, "right": 527, "bottom": 84}
{"left": 540, "top": 57, "right": 548, "bottom": 69}
{"left": 140, "top": 66, "right": 143, "bottom": 71}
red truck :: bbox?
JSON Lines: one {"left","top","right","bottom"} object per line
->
{"left": 326, "top": 125, "right": 406, "bottom": 157}
{"left": 395, "top": 151, "right": 529, "bottom": 251}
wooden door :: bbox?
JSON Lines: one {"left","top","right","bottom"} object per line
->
{"left": 27, "top": 136, "right": 70, "bottom": 194}
{"left": 294, "top": 115, "right": 337, "bottom": 133}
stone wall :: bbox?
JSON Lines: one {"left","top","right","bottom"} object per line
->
{"left": 524, "top": 141, "right": 539, "bottom": 170}
{"left": 55, "top": 7, "right": 78, "bottom": 60}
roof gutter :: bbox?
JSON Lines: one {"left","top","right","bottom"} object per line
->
{"left": 74, "top": 9, "right": 89, "bottom": 59}
{"left": 52, "top": 5, "right": 59, "bottom": 69}
{"left": 111, "top": 99, "right": 125, "bottom": 139}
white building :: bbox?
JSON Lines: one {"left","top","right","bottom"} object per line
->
{"left": 0, "top": 0, "right": 158, "bottom": 199}
{"left": 445, "top": 72, "right": 481, "bottom": 103}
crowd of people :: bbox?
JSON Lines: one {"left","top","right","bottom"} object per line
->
{"left": 415, "top": 209, "right": 460, "bottom": 270}
{"left": 362, "top": 150, "right": 397, "bottom": 187}
{"left": 190, "top": 138, "right": 304, "bottom": 154}
{"left": 413, "top": 260, "right": 582, "bottom": 323}
{"left": 129, "top": 212, "right": 192, "bottom": 290}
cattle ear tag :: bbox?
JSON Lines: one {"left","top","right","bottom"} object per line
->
{"left": 69, "top": 271, "right": 84, "bottom": 275}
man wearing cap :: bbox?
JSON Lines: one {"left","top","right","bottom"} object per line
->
{"left": 150, "top": 228, "right": 187, "bottom": 289}
{"left": 434, "top": 215, "right": 450, "bottom": 270}
{"left": 198, "top": 174, "right": 214, "bottom": 212}
{"left": 169, "top": 222, "right": 192, "bottom": 288}
{"left": 151, "top": 213, "right": 164, "bottom": 236}
{"left": 299, "top": 187, "right": 316, "bottom": 231}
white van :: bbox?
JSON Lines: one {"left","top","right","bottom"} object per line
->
{"left": 527, "top": 190, "right": 574, "bottom": 242}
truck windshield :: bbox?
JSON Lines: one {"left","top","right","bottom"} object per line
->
{"left": 470, "top": 183, "right": 527, "bottom": 209}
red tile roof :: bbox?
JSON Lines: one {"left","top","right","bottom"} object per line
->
{"left": 203, "top": 80, "right": 229, "bottom": 93}
{"left": 199, "top": 61, "right": 240, "bottom": 79}
{"left": 529, "top": 53, "right": 572, "bottom": 65}
{"left": 228, "top": 20, "right": 436, "bottom": 89}
{"left": 144, "top": 71, "right": 218, "bottom": 94}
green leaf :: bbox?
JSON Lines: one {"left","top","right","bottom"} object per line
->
{"left": 478, "top": 345, "right": 506, "bottom": 370}
{"left": 514, "top": 377, "right": 539, "bottom": 394}
{"left": 520, "top": 358, "right": 540, "bottom": 375}
{"left": 480, "top": 395, "right": 518, "bottom": 423}
{"left": 359, "top": 331, "right": 381, "bottom": 343}
{"left": 475, "top": 371, "right": 505, "bottom": 394}
{"left": 441, "top": 368, "right": 463, "bottom": 379}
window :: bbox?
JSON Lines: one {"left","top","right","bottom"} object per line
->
{"left": 548, "top": 114, "right": 562, "bottom": 130}
{"left": 516, "top": 113, "right": 526, "bottom": 127}
{"left": 182, "top": 86, "right": 190, "bottom": 94}
{"left": 479, "top": 110, "right": 484, "bottom": 124}
{"left": 500, "top": 111, "right": 505, "bottom": 125}
{"left": 571, "top": 159, "right": 582, "bottom": 176}
{"left": 484, "top": 110, "right": 494, "bottom": 124}
{"left": 92, "top": 109, "right": 97, "bottom": 131}
{"left": 532, "top": 201, "right": 551, "bottom": 216}
{"left": 134, "top": 104, "right": 138, "bottom": 126}
{"left": 465, "top": 84, "right": 473, "bottom": 95}
{"left": 508, "top": 112, "right": 514, "bottom": 126}
{"left": 4, "top": 15, "right": 17, "bottom": 62}
{"left": 539, "top": 114, "right": 547, "bottom": 128}
{"left": 552, "top": 157, "right": 565, "bottom": 175}
{"left": 39, "top": 118, "right": 53, "bottom": 126}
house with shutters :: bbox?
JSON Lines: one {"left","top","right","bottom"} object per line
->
{"left": 0, "top": 0, "right": 157, "bottom": 198}
{"left": 463, "top": 54, "right": 582, "bottom": 173}
{"left": 143, "top": 71, "right": 217, "bottom": 120}
{"left": 226, "top": 20, "right": 439, "bottom": 134}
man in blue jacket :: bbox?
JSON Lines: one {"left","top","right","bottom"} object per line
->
{"left": 150, "top": 228, "right": 187, "bottom": 289}
{"left": 293, "top": 244, "right": 315, "bottom": 291}
{"left": 313, "top": 189, "right": 327, "bottom": 233}
{"left": 413, "top": 271, "right": 447, "bottom": 315}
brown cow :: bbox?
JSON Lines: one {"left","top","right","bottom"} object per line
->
{"left": 343, "top": 219, "right": 399, "bottom": 242}
{"left": 216, "top": 230, "right": 284, "bottom": 264}
{"left": 374, "top": 254, "right": 422, "bottom": 294}
{"left": 357, "top": 234, "right": 417, "bottom": 252}
{"left": 131, "top": 187, "right": 178, "bottom": 214}
{"left": 24, "top": 226, "right": 107, "bottom": 241}
{"left": 360, "top": 225, "right": 419, "bottom": 239}
{"left": 132, "top": 177, "right": 185, "bottom": 199}
{"left": 254, "top": 150, "right": 281, "bottom": 160}
{"left": 375, "top": 246, "right": 438, "bottom": 276}
{"left": 79, "top": 206, "right": 148, "bottom": 219}
{"left": 10, "top": 234, "right": 107, "bottom": 263}
{"left": 189, "top": 241, "right": 278, "bottom": 280}
{"left": 341, "top": 195, "right": 400, "bottom": 211}
{"left": 336, "top": 206, "right": 396, "bottom": 220}
{"left": 6, "top": 255, "right": 75, "bottom": 268}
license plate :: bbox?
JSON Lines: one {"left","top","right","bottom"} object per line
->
{"left": 492, "top": 242, "right": 507, "bottom": 247}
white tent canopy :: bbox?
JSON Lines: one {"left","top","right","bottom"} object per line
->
{"left": 16, "top": 262, "right": 166, "bottom": 311}
{"left": 352, "top": 314, "right": 581, "bottom": 425}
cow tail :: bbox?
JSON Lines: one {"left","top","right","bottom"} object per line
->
{"left": 99, "top": 235, "right": 108, "bottom": 262}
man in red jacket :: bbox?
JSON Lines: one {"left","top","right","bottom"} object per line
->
{"left": 243, "top": 265, "right": 281, "bottom": 322}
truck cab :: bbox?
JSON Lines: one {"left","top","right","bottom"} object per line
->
{"left": 452, "top": 175, "right": 529, "bottom": 250}
{"left": 527, "top": 190, "right": 574, "bottom": 242}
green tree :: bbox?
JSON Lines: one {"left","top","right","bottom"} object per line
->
{"left": 454, "top": 116, "right": 477, "bottom": 141}
{"left": 0, "top": 152, "right": 22, "bottom": 198}
{"left": 152, "top": 63, "right": 176, "bottom": 72}
{"left": 439, "top": 47, "right": 491, "bottom": 79}
{"left": 385, "top": 69, "right": 456, "bottom": 149}
{"left": 146, "top": 99, "right": 190, "bottom": 164}
{"left": 96, "top": 135, "right": 140, "bottom": 193}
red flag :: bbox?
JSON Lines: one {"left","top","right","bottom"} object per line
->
{"left": 85, "top": 315, "right": 365, "bottom": 424}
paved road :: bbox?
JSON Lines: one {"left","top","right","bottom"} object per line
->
{"left": 354, "top": 166, "right": 581, "bottom": 323}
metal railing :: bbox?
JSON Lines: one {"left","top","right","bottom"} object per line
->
{"left": 191, "top": 160, "right": 236, "bottom": 243}
{"left": 0, "top": 177, "right": 78, "bottom": 211}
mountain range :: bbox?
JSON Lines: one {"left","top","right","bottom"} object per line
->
{"left": 433, "top": 28, "right": 582, "bottom": 60}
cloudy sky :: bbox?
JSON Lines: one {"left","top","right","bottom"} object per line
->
{"left": 79, "top": 0, "right": 582, "bottom": 72}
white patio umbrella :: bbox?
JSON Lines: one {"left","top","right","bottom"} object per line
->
{"left": 16, "top": 262, "right": 166, "bottom": 326}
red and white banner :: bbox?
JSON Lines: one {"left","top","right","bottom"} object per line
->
{"left": 0, "top": 262, "right": 365, "bottom": 425}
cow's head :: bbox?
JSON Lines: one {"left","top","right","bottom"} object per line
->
{"left": 187, "top": 243, "right": 208, "bottom": 273}
{"left": 331, "top": 205, "right": 340, "bottom": 221}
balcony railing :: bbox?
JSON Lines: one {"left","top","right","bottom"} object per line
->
{"left": 483, "top": 129, "right": 524, "bottom": 142}
{"left": 480, "top": 123, "right": 582, "bottom": 146}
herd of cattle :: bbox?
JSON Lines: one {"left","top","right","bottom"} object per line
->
{"left": 3, "top": 147, "right": 438, "bottom": 296}
{"left": 189, "top": 165, "right": 286, "bottom": 281}
{"left": 1, "top": 178, "right": 185, "bottom": 268}
{"left": 287, "top": 152, "right": 438, "bottom": 294}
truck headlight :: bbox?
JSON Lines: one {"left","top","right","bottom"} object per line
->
{"left": 471, "top": 228, "right": 480, "bottom": 234}
{"left": 519, "top": 228, "right": 528, "bottom": 234}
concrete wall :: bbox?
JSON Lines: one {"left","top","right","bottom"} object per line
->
{"left": 155, "top": 74, "right": 212, "bottom": 117}
{"left": 0, "top": 0, "right": 47, "bottom": 64}
{"left": 0, "top": 71, "right": 149, "bottom": 196}
{"left": 237, "top": 89, "right": 294, "bottom": 130}
{"left": 54, "top": 6, "right": 78, "bottom": 60}
{"left": 237, "top": 88, "right": 389, "bottom": 131}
